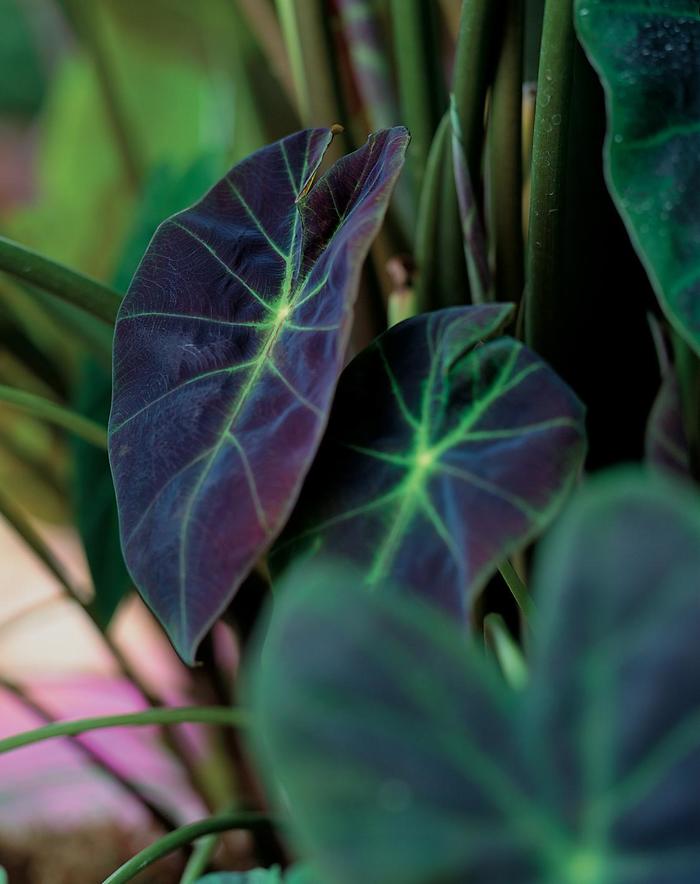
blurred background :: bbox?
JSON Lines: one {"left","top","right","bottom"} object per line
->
{"left": 0, "top": 1, "right": 548, "bottom": 880}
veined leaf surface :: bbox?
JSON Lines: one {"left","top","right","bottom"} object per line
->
{"left": 274, "top": 305, "right": 586, "bottom": 617}
{"left": 108, "top": 127, "right": 408, "bottom": 662}
{"left": 575, "top": 0, "right": 700, "bottom": 355}
{"left": 252, "top": 472, "right": 700, "bottom": 883}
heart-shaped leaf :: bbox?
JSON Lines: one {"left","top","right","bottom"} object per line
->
{"left": 109, "top": 127, "right": 408, "bottom": 662}
{"left": 274, "top": 305, "right": 586, "bottom": 617}
{"left": 252, "top": 471, "right": 700, "bottom": 883}
{"left": 575, "top": 0, "right": 700, "bottom": 355}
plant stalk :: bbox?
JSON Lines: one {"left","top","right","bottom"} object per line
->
{"left": 0, "top": 236, "right": 121, "bottom": 324}
{"left": 524, "top": 0, "right": 576, "bottom": 344}
{"left": 103, "top": 812, "right": 271, "bottom": 884}
{"left": 0, "top": 677, "right": 180, "bottom": 831}
{"left": 487, "top": 0, "right": 524, "bottom": 305}
{"left": 0, "top": 706, "right": 248, "bottom": 755}
{"left": 0, "top": 384, "right": 108, "bottom": 448}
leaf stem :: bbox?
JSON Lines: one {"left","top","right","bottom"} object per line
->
{"left": 524, "top": 0, "right": 576, "bottom": 343}
{"left": 498, "top": 558, "right": 533, "bottom": 618}
{"left": 390, "top": 0, "right": 446, "bottom": 208}
{"left": 0, "top": 236, "right": 122, "bottom": 324}
{"left": 487, "top": 0, "right": 524, "bottom": 305}
{"left": 0, "top": 384, "right": 108, "bottom": 448}
{"left": 483, "top": 613, "right": 529, "bottom": 690}
{"left": 0, "top": 706, "right": 249, "bottom": 755}
{"left": 0, "top": 677, "right": 180, "bottom": 832}
{"left": 452, "top": 0, "right": 501, "bottom": 202}
{"left": 103, "top": 812, "right": 271, "bottom": 884}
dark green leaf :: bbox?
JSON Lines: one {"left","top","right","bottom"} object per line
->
{"left": 576, "top": 0, "right": 700, "bottom": 355}
{"left": 253, "top": 471, "right": 700, "bottom": 883}
{"left": 274, "top": 305, "right": 586, "bottom": 618}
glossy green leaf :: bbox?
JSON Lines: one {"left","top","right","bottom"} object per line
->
{"left": 109, "top": 128, "right": 409, "bottom": 662}
{"left": 576, "top": 0, "right": 700, "bottom": 355}
{"left": 253, "top": 471, "right": 700, "bottom": 883}
{"left": 274, "top": 305, "right": 586, "bottom": 618}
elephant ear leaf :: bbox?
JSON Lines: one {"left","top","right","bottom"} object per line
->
{"left": 108, "top": 127, "right": 409, "bottom": 663}
{"left": 575, "top": 0, "right": 700, "bottom": 355}
{"left": 251, "top": 472, "right": 700, "bottom": 883}
{"left": 274, "top": 305, "right": 586, "bottom": 618}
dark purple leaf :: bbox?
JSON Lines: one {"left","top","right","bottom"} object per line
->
{"left": 108, "top": 127, "right": 409, "bottom": 662}
{"left": 274, "top": 305, "right": 586, "bottom": 618}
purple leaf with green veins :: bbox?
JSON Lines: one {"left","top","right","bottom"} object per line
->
{"left": 108, "top": 127, "right": 409, "bottom": 663}
{"left": 274, "top": 305, "right": 586, "bottom": 617}
{"left": 252, "top": 472, "right": 700, "bottom": 884}
{"left": 575, "top": 0, "right": 700, "bottom": 355}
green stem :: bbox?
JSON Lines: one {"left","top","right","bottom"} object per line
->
{"left": 275, "top": 0, "right": 346, "bottom": 134}
{"left": 0, "top": 488, "right": 210, "bottom": 808}
{"left": 487, "top": 0, "right": 524, "bottom": 305}
{"left": 0, "top": 676, "right": 179, "bottom": 832}
{"left": 103, "top": 812, "right": 271, "bottom": 884}
{"left": 63, "top": 0, "right": 143, "bottom": 191}
{"left": 179, "top": 825, "right": 226, "bottom": 884}
{"left": 0, "top": 706, "right": 249, "bottom": 755}
{"left": 452, "top": 0, "right": 501, "bottom": 199}
{"left": 524, "top": 0, "right": 576, "bottom": 343}
{"left": 498, "top": 558, "right": 533, "bottom": 618}
{"left": 0, "top": 384, "right": 107, "bottom": 448}
{"left": 390, "top": 0, "right": 446, "bottom": 207}
{"left": 672, "top": 330, "right": 700, "bottom": 479}
{"left": 483, "top": 613, "right": 529, "bottom": 690}
{"left": 0, "top": 236, "right": 121, "bottom": 324}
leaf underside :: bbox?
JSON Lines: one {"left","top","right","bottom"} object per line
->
{"left": 576, "top": 0, "right": 700, "bottom": 355}
{"left": 253, "top": 471, "right": 700, "bottom": 884}
{"left": 274, "top": 305, "right": 586, "bottom": 618}
{"left": 108, "top": 126, "right": 409, "bottom": 662}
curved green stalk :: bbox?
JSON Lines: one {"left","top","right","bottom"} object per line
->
{"left": 0, "top": 236, "right": 122, "bottom": 324}
{"left": 0, "top": 384, "right": 107, "bottom": 448}
{"left": 487, "top": 0, "right": 524, "bottom": 305}
{"left": 483, "top": 613, "right": 529, "bottom": 690}
{"left": 499, "top": 558, "right": 533, "bottom": 618}
{"left": 524, "top": 0, "right": 576, "bottom": 344}
{"left": 0, "top": 706, "right": 249, "bottom": 755}
{"left": 103, "top": 812, "right": 271, "bottom": 884}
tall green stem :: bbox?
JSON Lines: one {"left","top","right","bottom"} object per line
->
{"left": 487, "top": 0, "right": 524, "bottom": 305}
{"left": 524, "top": 0, "right": 576, "bottom": 342}
{"left": 0, "top": 706, "right": 248, "bottom": 755}
{"left": 0, "top": 236, "right": 121, "bottom": 324}
{"left": 452, "top": 0, "right": 501, "bottom": 198}
{"left": 0, "top": 384, "right": 107, "bottom": 448}
{"left": 390, "top": 0, "right": 446, "bottom": 208}
{"left": 103, "top": 812, "right": 271, "bottom": 884}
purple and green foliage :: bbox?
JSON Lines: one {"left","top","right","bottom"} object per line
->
{"left": 252, "top": 471, "right": 700, "bottom": 884}
{"left": 108, "top": 126, "right": 409, "bottom": 662}
{"left": 575, "top": 0, "right": 700, "bottom": 355}
{"left": 274, "top": 304, "right": 586, "bottom": 617}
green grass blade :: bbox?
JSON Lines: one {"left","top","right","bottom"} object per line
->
{"left": 0, "top": 383, "right": 107, "bottom": 448}
{"left": 103, "top": 812, "right": 270, "bottom": 884}
{"left": 0, "top": 235, "right": 122, "bottom": 324}
{"left": 0, "top": 706, "right": 249, "bottom": 755}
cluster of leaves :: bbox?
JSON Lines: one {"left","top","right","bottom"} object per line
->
{"left": 0, "top": 1, "right": 698, "bottom": 883}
